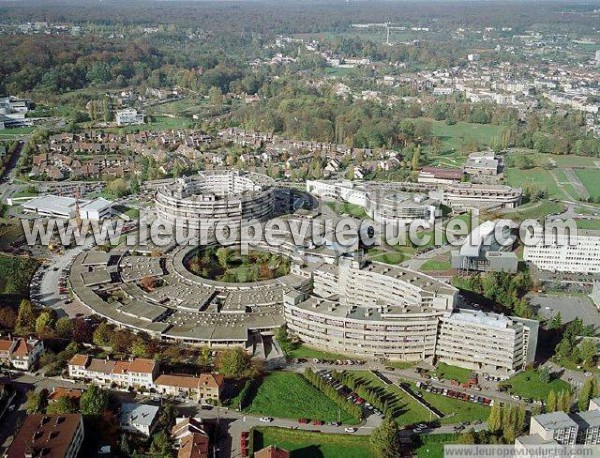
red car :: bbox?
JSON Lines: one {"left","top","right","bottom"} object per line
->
{"left": 298, "top": 418, "right": 310, "bottom": 424}
{"left": 313, "top": 420, "right": 324, "bottom": 426}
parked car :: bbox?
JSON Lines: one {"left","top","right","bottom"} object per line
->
{"left": 259, "top": 417, "right": 273, "bottom": 423}
{"left": 344, "top": 427, "right": 357, "bottom": 433}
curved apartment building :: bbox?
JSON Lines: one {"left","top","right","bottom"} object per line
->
{"left": 155, "top": 171, "right": 275, "bottom": 230}
{"left": 284, "top": 256, "right": 458, "bottom": 361}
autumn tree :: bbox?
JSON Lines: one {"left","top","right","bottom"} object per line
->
{"left": 15, "top": 299, "right": 36, "bottom": 335}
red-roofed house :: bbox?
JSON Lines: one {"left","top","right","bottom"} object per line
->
{"left": 0, "top": 337, "right": 44, "bottom": 371}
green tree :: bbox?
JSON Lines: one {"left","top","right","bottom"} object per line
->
{"left": 215, "top": 347, "right": 252, "bottom": 378}
{"left": 46, "top": 396, "right": 77, "bottom": 414}
{"left": 547, "top": 390, "right": 558, "bottom": 413}
{"left": 80, "top": 385, "right": 108, "bottom": 416}
{"left": 549, "top": 312, "right": 563, "bottom": 330}
{"left": 578, "top": 378, "right": 599, "bottom": 412}
{"left": 538, "top": 367, "right": 551, "bottom": 384}
{"left": 106, "top": 178, "right": 129, "bottom": 198}
{"left": 149, "top": 430, "right": 172, "bottom": 457}
{"left": 370, "top": 417, "right": 401, "bottom": 458}
{"left": 35, "top": 311, "right": 54, "bottom": 338}
{"left": 131, "top": 338, "right": 149, "bottom": 357}
{"left": 579, "top": 340, "right": 597, "bottom": 367}
{"left": 487, "top": 403, "right": 502, "bottom": 432}
{"left": 54, "top": 317, "right": 74, "bottom": 339}
{"left": 15, "top": 299, "right": 36, "bottom": 335}
{"left": 92, "top": 322, "right": 112, "bottom": 347}
{"left": 216, "top": 247, "right": 232, "bottom": 270}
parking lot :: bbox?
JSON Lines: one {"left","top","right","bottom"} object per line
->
{"left": 528, "top": 293, "right": 600, "bottom": 327}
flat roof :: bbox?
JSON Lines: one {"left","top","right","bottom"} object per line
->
{"left": 532, "top": 412, "right": 578, "bottom": 431}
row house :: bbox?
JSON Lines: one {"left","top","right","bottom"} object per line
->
{"left": 67, "top": 354, "right": 223, "bottom": 401}
{"left": 0, "top": 337, "right": 44, "bottom": 371}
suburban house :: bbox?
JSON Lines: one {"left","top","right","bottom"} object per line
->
{"left": 0, "top": 337, "right": 44, "bottom": 371}
{"left": 254, "top": 445, "right": 290, "bottom": 458}
{"left": 154, "top": 373, "right": 224, "bottom": 402}
{"left": 171, "top": 417, "right": 210, "bottom": 458}
{"left": 119, "top": 403, "right": 160, "bottom": 437}
{"left": 67, "top": 355, "right": 158, "bottom": 390}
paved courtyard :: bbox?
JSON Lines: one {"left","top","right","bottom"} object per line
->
{"left": 528, "top": 293, "right": 600, "bottom": 328}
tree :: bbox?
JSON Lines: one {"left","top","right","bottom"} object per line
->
{"left": 549, "top": 312, "right": 562, "bottom": 330}
{"left": 487, "top": 403, "right": 502, "bottom": 432}
{"left": 557, "top": 390, "right": 572, "bottom": 413}
{"left": 411, "top": 146, "right": 421, "bottom": 171}
{"left": 215, "top": 347, "right": 252, "bottom": 378}
{"left": 579, "top": 378, "right": 599, "bottom": 412}
{"left": 15, "top": 299, "right": 36, "bottom": 335}
{"left": 216, "top": 247, "right": 232, "bottom": 270}
{"left": 46, "top": 396, "right": 77, "bottom": 414}
{"left": 131, "top": 338, "right": 149, "bottom": 357}
{"left": 35, "top": 311, "right": 54, "bottom": 338}
{"left": 54, "top": 317, "right": 74, "bottom": 339}
{"left": 107, "top": 178, "right": 129, "bottom": 198}
{"left": 538, "top": 367, "right": 551, "bottom": 384}
{"left": 579, "top": 340, "right": 597, "bottom": 367}
{"left": 149, "top": 430, "right": 172, "bottom": 457}
{"left": 547, "top": 391, "right": 558, "bottom": 413}
{"left": 80, "top": 385, "right": 108, "bottom": 416}
{"left": 92, "top": 322, "right": 112, "bottom": 347}
{"left": 209, "top": 86, "right": 224, "bottom": 106}
{"left": 0, "top": 306, "right": 17, "bottom": 329}
{"left": 25, "top": 389, "right": 48, "bottom": 414}
{"left": 370, "top": 417, "right": 401, "bottom": 458}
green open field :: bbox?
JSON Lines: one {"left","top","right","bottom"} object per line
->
{"left": 286, "top": 344, "right": 360, "bottom": 362}
{"left": 420, "top": 257, "right": 452, "bottom": 272}
{"left": 575, "top": 219, "right": 600, "bottom": 230}
{"left": 0, "top": 126, "right": 36, "bottom": 139}
{"left": 366, "top": 247, "right": 411, "bottom": 265}
{"left": 499, "top": 369, "right": 571, "bottom": 401}
{"left": 326, "top": 201, "right": 369, "bottom": 219}
{"left": 104, "top": 115, "right": 193, "bottom": 134}
{"left": 243, "top": 372, "right": 359, "bottom": 424}
{"left": 343, "top": 371, "right": 433, "bottom": 426}
{"left": 505, "top": 168, "right": 567, "bottom": 200}
{"left": 415, "top": 433, "right": 461, "bottom": 458}
{"left": 575, "top": 169, "right": 600, "bottom": 200}
{"left": 493, "top": 200, "right": 565, "bottom": 223}
{"left": 252, "top": 427, "right": 374, "bottom": 458}
{"left": 413, "top": 386, "right": 490, "bottom": 425}
{"left": 434, "top": 363, "right": 472, "bottom": 383}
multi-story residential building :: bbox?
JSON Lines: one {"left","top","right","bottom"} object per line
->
{"left": 435, "top": 310, "right": 538, "bottom": 377}
{"left": 464, "top": 151, "right": 501, "bottom": 177}
{"left": 5, "top": 414, "right": 84, "bottom": 458}
{"left": 529, "top": 412, "right": 578, "bottom": 445}
{"left": 67, "top": 355, "right": 158, "bottom": 389}
{"left": 590, "top": 397, "right": 600, "bottom": 411}
{"left": 0, "top": 337, "right": 44, "bottom": 371}
{"left": 575, "top": 409, "right": 600, "bottom": 445}
{"left": 523, "top": 230, "right": 600, "bottom": 274}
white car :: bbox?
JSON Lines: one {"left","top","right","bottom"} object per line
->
{"left": 413, "top": 428, "right": 423, "bottom": 433}
{"left": 259, "top": 417, "right": 273, "bottom": 423}
{"left": 344, "top": 427, "right": 357, "bottom": 433}
{"left": 8, "top": 405, "right": 15, "bottom": 412}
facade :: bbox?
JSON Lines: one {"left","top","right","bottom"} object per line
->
{"left": 68, "top": 355, "right": 158, "bottom": 389}
{"left": 521, "top": 405, "right": 600, "bottom": 446}
{"left": 464, "top": 151, "right": 501, "bottom": 177}
{"left": 119, "top": 403, "right": 160, "bottom": 436}
{"left": 418, "top": 167, "right": 464, "bottom": 184}
{"left": 5, "top": 414, "right": 84, "bottom": 458}
{"left": 365, "top": 191, "right": 437, "bottom": 226}
{"left": 115, "top": 108, "right": 144, "bottom": 126}
{"left": 437, "top": 183, "right": 522, "bottom": 210}
{"left": 154, "top": 373, "right": 223, "bottom": 402}
{"left": 0, "top": 337, "right": 44, "bottom": 371}
{"left": 435, "top": 310, "right": 538, "bottom": 376}
{"left": 523, "top": 230, "right": 600, "bottom": 274}
{"left": 155, "top": 171, "right": 276, "bottom": 231}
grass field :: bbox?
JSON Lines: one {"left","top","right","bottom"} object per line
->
{"left": 429, "top": 120, "right": 504, "bottom": 156}
{"left": 252, "top": 427, "right": 374, "bottom": 458}
{"left": 494, "top": 200, "right": 565, "bottom": 223}
{"left": 244, "top": 372, "right": 359, "bottom": 424}
{"left": 367, "top": 248, "right": 409, "bottom": 265}
{"left": 415, "top": 433, "right": 461, "bottom": 458}
{"left": 343, "top": 371, "right": 432, "bottom": 426}
{"left": 575, "top": 219, "right": 600, "bottom": 230}
{"left": 286, "top": 344, "right": 360, "bottom": 362}
{"left": 434, "top": 363, "right": 472, "bottom": 383}
{"left": 326, "top": 201, "right": 368, "bottom": 219}
{"left": 575, "top": 169, "right": 600, "bottom": 200}
{"left": 505, "top": 168, "right": 567, "bottom": 200}
{"left": 420, "top": 257, "right": 452, "bottom": 272}
{"left": 501, "top": 369, "right": 571, "bottom": 400}
{"left": 414, "top": 387, "right": 490, "bottom": 425}
{"left": 499, "top": 369, "right": 571, "bottom": 400}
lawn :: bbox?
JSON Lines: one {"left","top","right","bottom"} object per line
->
{"left": 367, "top": 248, "right": 408, "bottom": 265}
{"left": 434, "top": 363, "right": 472, "bottom": 383}
{"left": 575, "top": 219, "right": 600, "bottom": 230}
{"left": 575, "top": 169, "right": 600, "bottom": 200}
{"left": 499, "top": 369, "right": 571, "bottom": 400}
{"left": 415, "top": 433, "right": 461, "bottom": 458}
{"left": 343, "top": 371, "right": 433, "bottom": 426}
{"left": 414, "top": 387, "right": 490, "bottom": 425}
{"left": 429, "top": 119, "right": 505, "bottom": 155}
{"left": 505, "top": 167, "right": 567, "bottom": 200}
{"left": 420, "top": 258, "right": 452, "bottom": 272}
{"left": 326, "top": 201, "right": 368, "bottom": 219}
{"left": 252, "top": 427, "right": 374, "bottom": 458}
{"left": 494, "top": 200, "right": 565, "bottom": 223}
{"left": 285, "top": 344, "right": 361, "bottom": 362}
{"left": 244, "top": 372, "right": 359, "bottom": 424}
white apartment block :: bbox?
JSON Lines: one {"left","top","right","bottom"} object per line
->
{"left": 68, "top": 355, "right": 158, "bottom": 390}
{"left": 530, "top": 412, "right": 578, "bottom": 445}
{"left": 115, "top": 108, "right": 144, "bottom": 126}
{"left": 523, "top": 230, "right": 600, "bottom": 274}
{"left": 435, "top": 310, "right": 538, "bottom": 376}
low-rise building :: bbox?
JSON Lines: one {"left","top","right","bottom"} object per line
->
{"left": 0, "top": 337, "right": 44, "bottom": 371}
{"left": 119, "top": 403, "right": 160, "bottom": 437}
{"left": 68, "top": 355, "right": 158, "bottom": 389}
{"left": 464, "top": 151, "right": 501, "bottom": 177}
{"left": 418, "top": 167, "right": 464, "bottom": 184}
{"left": 5, "top": 413, "right": 84, "bottom": 458}
{"left": 154, "top": 373, "right": 223, "bottom": 402}
{"left": 254, "top": 445, "right": 290, "bottom": 458}
{"left": 171, "top": 417, "right": 210, "bottom": 458}
{"left": 115, "top": 108, "right": 144, "bottom": 126}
